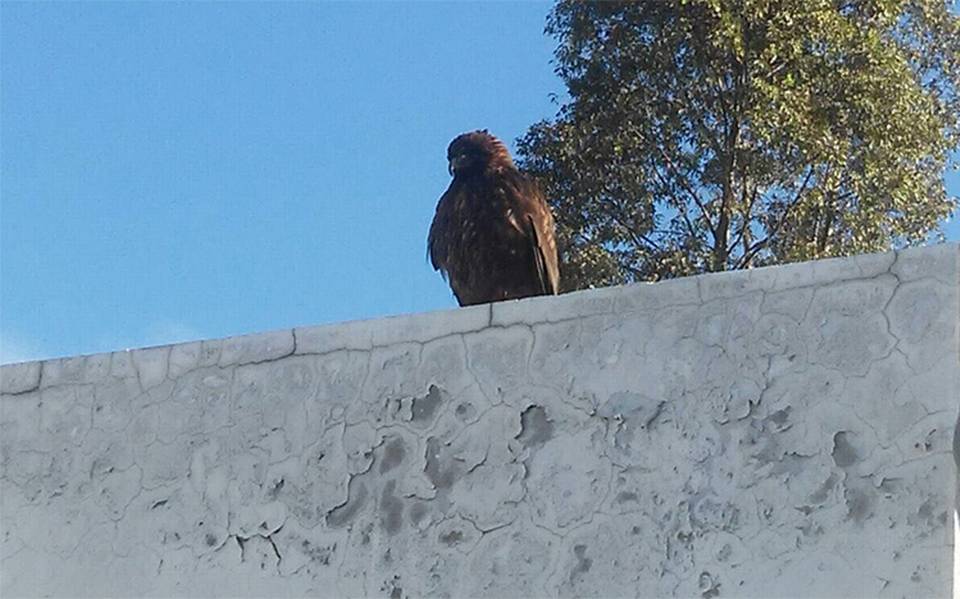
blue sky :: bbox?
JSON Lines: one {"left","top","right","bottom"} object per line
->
{"left": 1, "top": 1, "right": 958, "bottom": 364}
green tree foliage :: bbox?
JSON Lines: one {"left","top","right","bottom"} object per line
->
{"left": 517, "top": 0, "right": 960, "bottom": 290}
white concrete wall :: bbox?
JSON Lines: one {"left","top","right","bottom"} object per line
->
{"left": 2, "top": 244, "right": 958, "bottom": 598}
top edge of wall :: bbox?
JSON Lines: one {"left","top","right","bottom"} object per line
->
{"left": 2, "top": 243, "right": 957, "bottom": 395}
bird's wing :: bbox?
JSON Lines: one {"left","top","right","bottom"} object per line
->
{"left": 520, "top": 180, "right": 560, "bottom": 295}
{"left": 427, "top": 187, "right": 453, "bottom": 275}
{"left": 525, "top": 215, "right": 550, "bottom": 294}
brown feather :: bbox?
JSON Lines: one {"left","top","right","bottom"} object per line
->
{"left": 428, "top": 130, "right": 560, "bottom": 306}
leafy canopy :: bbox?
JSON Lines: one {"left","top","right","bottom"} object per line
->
{"left": 518, "top": 0, "right": 960, "bottom": 289}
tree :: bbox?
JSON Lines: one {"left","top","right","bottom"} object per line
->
{"left": 517, "top": 0, "right": 960, "bottom": 290}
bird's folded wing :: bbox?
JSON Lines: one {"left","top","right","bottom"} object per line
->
{"left": 525, "top": 213, "right": 559, "bottom": 295}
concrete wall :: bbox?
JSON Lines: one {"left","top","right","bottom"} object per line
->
{"left": 2, "top": 244, "right": 958, "bottom": 598}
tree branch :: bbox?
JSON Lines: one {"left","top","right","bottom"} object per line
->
{"left": 735, "top": 166, "right": 816, "bottom": 268}
{"left": 655, "top": 145, "right": 716, "bottom": 235}
{"left": 729, "top": 171, "right": 757, "bottom": 258}
{"left": 650, "top": 163, "right": 700, "bottom": 242}
{"left": 599, "top": 195, "right": 663, "bottom": 253}
{"left": 620, "top": 109, "right": 715, "bottom": 236}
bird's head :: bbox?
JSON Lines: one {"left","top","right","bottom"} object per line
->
{"left": 447, "top": 130, "right": 515, "bottom": 177}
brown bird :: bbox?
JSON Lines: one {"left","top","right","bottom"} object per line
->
{"left": 428, "top": 130, "right": 560, "bottom": 306}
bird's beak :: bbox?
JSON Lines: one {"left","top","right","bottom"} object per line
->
{"left": 448, "top": 155, "right": 465, "bottom": 176}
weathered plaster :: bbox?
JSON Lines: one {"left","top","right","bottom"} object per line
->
{"left": 1, "top": 244, "right": 958, "bottom": 598}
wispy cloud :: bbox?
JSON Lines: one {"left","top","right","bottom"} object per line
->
{"left": 0, "top": 321, "right": 207, "bottom": 366}
{"left": 0, "top": 334, "right": 49, "bottom": 365}
{"left": 140, "top": 320, "right": 205, "bottom": 349}
{"left": 91, "top": 320, "right": 207, "bottom": 355}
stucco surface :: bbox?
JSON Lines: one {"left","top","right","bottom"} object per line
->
{"left": 2, "top": 244, "right": 958, "bottom": 598}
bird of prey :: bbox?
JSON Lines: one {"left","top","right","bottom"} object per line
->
{"left": 428, "top": 130, "right": 560, "bottom": 306}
